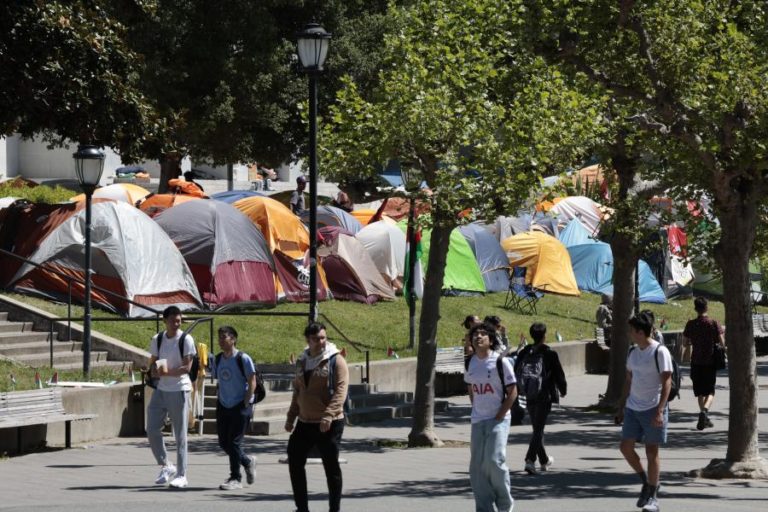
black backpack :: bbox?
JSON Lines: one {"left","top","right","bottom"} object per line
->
{"left": 629, "top": 344, "right": 681, "bottom": 401}
{"left": 515, "top": 346, "right": 548, "bottom": 402}
{"left": 327, "top": 353, "right": 351, "bottom": 413}
{"left": 214, "top": 351, "right": 266, "bottom": 404}
{"left": 146, "top": 331, "right": 199, "bottom": 388}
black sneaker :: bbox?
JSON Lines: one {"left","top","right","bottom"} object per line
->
{"left": 705, "top": 415, "right": 714, "bottom": 428}
{"left": 696, "top": 412, "right": 706, "bottom": 430}
{"left": 636, "top": 483, "right": 652, "bottom": 508}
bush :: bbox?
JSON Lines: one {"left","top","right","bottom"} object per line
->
{"left": 0, "top": 182, "right": 73, "bottom": 204}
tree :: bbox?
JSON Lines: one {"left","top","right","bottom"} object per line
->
{"left": 321, "top": 0, "right": 601, "bottom": 446}
{"left": 521, "top": 0, "right": 768, "bottom": 477}
{"left": 0, "top": 1, "right": 153, "bottom": 156}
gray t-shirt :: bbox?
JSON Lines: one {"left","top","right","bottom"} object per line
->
{"left": 290, "top": 190, "right": 305, "bottom": 212}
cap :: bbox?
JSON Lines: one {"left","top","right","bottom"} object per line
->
{"left": 296, "top": 175, "right": 307, "bottom": 183}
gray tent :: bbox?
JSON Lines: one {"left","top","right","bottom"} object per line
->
{"left": 459, "top": 223, "right": 510, "bottom": 293}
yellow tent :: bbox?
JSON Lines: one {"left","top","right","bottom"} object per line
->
{"left": 233, "top": 196, "right": 309, "bottom": 259}
{"left": 500, "top": 231, "right": 580, "bottom": 296}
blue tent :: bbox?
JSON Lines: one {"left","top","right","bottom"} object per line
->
{"left": 210, "top": 190, "right": 264, "bottom": 204}
{"left": 300, "top": 205, "right": 363, "bottom": 234}
{"left": 568, "top": 242, "right": 666, "bottom": 303}
{"left": 559, "top": 219, "right": 599, "bottom": 248}
{"left": 459, "top": 223, "right": 510, "bottom": 293}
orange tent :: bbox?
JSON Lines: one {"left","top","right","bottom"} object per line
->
{"left": 138, "top": 194, "right": 202, "bottom": 218}
{"left": 232, "top": 196, "right": 309, "bottom": 259}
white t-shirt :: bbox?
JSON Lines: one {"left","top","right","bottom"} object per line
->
{"left": 464, "top": 352, "right": 516, "bottom": 423}
{"left": 626, "top": 341, "right": 673, "bottom": 411}
{"left": 150, "top": 331, "right": 196, "bottom": 392}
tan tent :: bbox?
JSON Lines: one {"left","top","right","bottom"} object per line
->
{"left": 500, "top": 231, "right": 580, "bottom": 296}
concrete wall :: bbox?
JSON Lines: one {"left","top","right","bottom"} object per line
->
{"left": 1, "top": 135, "right": 21, "bottom": 179}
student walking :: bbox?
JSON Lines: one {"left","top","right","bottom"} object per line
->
{"left": 146, "top": 306, "right": 196, "bottom": 489}
{"left": 617, "top": 313, "right": 673, "bottom": 512}
{"left": 211, "top": 326, "right": 257, "bottom": 490}
{"left": 285, "top": 322, "right": 348, "bottom": 512}
{"left": 464, "top": 321, "right": 517, "bottom": 512}
{"left": 515, "top": 322, "right": 567, "bottom": 475}
{"left": 682, "top": 297, "right": 725, "bottom": 430}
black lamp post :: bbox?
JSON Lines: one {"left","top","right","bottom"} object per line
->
{"left": 401, "top": 165, "right": 422, "bottom": 349}
{"left": 297, "top": 22, "right": 331, "bottom": 322}
{"left": 73, "top": 144, "right": 105, "bottom": 378}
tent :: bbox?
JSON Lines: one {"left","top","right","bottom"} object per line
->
{"left": 155, "top": 200, "right": 276, "bottom": 308}
{"left": 558, "top": 218, "right": 599, "bottom": 248}
{"left": 9, "top": 201, "right": 202, "bottom": 316}
{"left": 355, "top": 221, "right": 407, "bottom": 292}
{"left": 548, "top": 196, "right": 606, "bottom": 235}
{"left": 138, "top": 193, "right": 203, "bottom": 217}
{"left": 210, "top": 190, "right": 264, "bottom": 204}
{"left": 0, "top": 197, "right": 19, "bottom": 210}
{"left": 70, "top": 183, "right": 150, "bottom": 205}
{"left": 500, "top": 231, "right": 580, "bottom": 296}
{"left": 459, "top": 223, "right": 510, "bottom": 293}
{"left": 643, "top": 225, "right": 695, "bottom": 298}
{"left": 318, "top": 227, "right": 395, "bottom": 303}
{"left": 273, "top": 249, "right": 331, "bottom": 303}
{"left": 408, "top": 223, "right": 486, "bottom": 295}
{"left": 232, "top": 196, "right": 310, "bottom": 259}
{"left": 567, "top": 242, "right": 666, "bottom": 303}
{"left": 301, "top": 205, "right": 363, "bottom": 234}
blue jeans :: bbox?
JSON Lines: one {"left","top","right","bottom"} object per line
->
{"left": 216, "top": 400, "right": 253, "bottom": 481}
{"left": 469, "top": 418, "right": 514, "bottom": 512}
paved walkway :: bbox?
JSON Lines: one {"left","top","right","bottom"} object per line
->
{"left": 2, "top": 357, "right": 767, "bottom": 512}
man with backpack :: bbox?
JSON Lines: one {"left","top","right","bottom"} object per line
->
{"left": 617, "top": 313, "right": 673, "bottom": 512}
{"left": 515, "top": 322, "right": 567, "bottom": 475}
{"left": 211, "top": 326, "right": 258, "bottom": 491}
{"left": 146, "top": 306, "right": 197, "bottom": 489}
{"left": 464, "top": 320, "right": 517, "bottom": 512}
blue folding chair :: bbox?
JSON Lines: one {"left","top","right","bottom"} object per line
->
{"left": 504, "top": 267, "right": 544, "bottom": 315}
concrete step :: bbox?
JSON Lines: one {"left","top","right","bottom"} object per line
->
{"left": 0, "top": 332, "right": 52, "bottom": 344}
{"left": 48, "top": 360, "right": 134, "bottom": 372}
{"left": 14, "top": 350, "right": 111, "bottom": 367}
{"left": 0, "top": 341, "right": 83, "bottom": 356}
{"left": 0, "top": 312, "right": 7, "bottom": 321}
{"left": 0, "top": 320, "right": 34, "bottom": 333}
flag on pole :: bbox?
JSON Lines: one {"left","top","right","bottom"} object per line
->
{"left": 34, "top": 371, "right": 43, "bottom": 389}
{"left": 10, "top": 373, "right": 16, "bottom": 389}
{"left": 49, "top": 372, "right": 59, "bottom": 385}
{"left": 340, "top": 347, "right": 347, "bottom": 357}
{"left": 555, "top": 331, "right": 564, "bottom": 343}
{"left": 404, "top": 229, "right": 423, "bottom": 306}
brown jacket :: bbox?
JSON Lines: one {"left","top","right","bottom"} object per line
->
{"left": 286, "top": 350, "right": 348, "bottom": 424}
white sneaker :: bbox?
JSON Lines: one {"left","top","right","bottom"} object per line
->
{"left": 169, "top": 475, "right": 188, "bottom": 488}
{"left": 642, "top": 496, "right": 660, "bottom": 512}
{"left": 540, "top": 456, "right": 554, "bottom": 472}
{"left": 155, "top": 464, "right": 176, "bottom": 485}
{"left": 219, "top": 478, "right": 242, "bottom": 490}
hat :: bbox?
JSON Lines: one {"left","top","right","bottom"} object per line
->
{"left": 296, "top": 175, "right": 307, "bottom": 183}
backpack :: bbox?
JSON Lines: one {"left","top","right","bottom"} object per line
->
{"left": 629, "top": 344, "right": 681, "bottom": 402}
{"left": 327, "top": 353, "right": 351, "bottom": 413}
{"left": 214, "top": 351, "right": 266, "bottom": 404}
{"left": 515, "top": 346, "right": 548, "bottom": 402}
{"left": 146, "top": 331, "right": 199, "bottom": 388}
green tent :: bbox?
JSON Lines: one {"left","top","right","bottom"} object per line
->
{"left": 399, "top": 221, "right": 486, "bottom": 294}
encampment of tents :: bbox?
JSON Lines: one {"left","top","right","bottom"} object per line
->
{"left": 232, "top": 196, "right": 309, "bottom": 259}
{"left": 500, "top": 231, "right": 580, "bottom": 296}
{"left": 155, "top": 200, "right": 276, "bottom": 308}
{"left": 355, "top": 221, "right": 407, "bottom": 292}
{"left": 9, "top": 201, "right": 202, "bottom": 316}
{"left": 459, "top": 223, "right": 510, "bottom": 293}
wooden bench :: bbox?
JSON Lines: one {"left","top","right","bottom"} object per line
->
{"left": 435, "top": 347, "right": 465, "bottom": 375}
{"left": 0, "top": 388, "right": 97, "bottom": 453}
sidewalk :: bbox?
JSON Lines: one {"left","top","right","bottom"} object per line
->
{"left": 1, "top": 357, "right": 767, "bottom": 512}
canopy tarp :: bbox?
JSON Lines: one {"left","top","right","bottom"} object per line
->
{"left": 500, "top": 231, "right": 580, "bottom": 296}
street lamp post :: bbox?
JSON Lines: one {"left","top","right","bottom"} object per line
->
{"left": 297, "top": 22, "right": 331, "bottom": 322}
{"left": 401, "top": 165, "right": 422, "bottom": 349}
{"left": 73, "top": 144, "right": 105, "bottom": 379}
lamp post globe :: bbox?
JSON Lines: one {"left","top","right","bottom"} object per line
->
{"left": 73, "top": 144, "right": 105, "bottom": 378}
{"left": 297, "top": 23, "right": 331, "bottom": 322}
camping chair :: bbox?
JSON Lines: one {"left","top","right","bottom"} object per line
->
{"left": 504, "top": 267, "right": 544, "bottom": 315}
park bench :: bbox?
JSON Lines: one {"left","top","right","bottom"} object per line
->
{"left": 0, "top": 388, "right": 97, "bottom": 454}
{"left": 435, "top": 347, "right": 465, "bottom": 375}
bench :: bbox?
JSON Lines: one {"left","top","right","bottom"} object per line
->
{"left": 753, "top": 313, "right": 768, "bottom": 338}
{"left": 0, "top": 388, "right": 97, "bottom": 453}
{"left": 435, "top": 347, "right": 465, "bottom": 375}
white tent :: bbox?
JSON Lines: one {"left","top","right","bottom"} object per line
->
{"left": 550, "top": 196, "right": 606, "bottom": 235}
{"left": 355, "top": 221, "right": 406, "bottom": 291}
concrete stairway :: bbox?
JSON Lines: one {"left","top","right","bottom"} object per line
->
{"left": 196, "top": 374, "right": 450, "bottom": 436}
{"left": 0, "top": 311, "right": 132, "bottom": 371}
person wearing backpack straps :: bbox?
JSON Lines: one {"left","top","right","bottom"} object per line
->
{"left": 515, "top": 322, "right": 567, "bottom": 475}
{"left": 464, "top": 320, "right": 517, "bottom": 512}
{"left": 617, "top": 313, "right": 673, "bottom": 512}
{"left": 146, "top": 306, "right": 197, "bottom": 489}
{"left": 285, "top": 322, "right": 348, "bottom": 512}
{"left": 211, "top": 326, "right": 257, "bottom": 491}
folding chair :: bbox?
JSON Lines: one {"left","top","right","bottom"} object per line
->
{"left": 504, "top": 267, "right": 543, "bottom": 315}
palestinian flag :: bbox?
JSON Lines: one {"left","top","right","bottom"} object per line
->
{"left": 403, "top": 228, "right": 423, "bottom": 305}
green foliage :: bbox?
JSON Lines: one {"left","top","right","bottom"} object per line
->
{"left": 0, "top": 183, "right": 73, "bottom": 204}
{"left": 0, "top": 359, "right": 130, "bottom": 393}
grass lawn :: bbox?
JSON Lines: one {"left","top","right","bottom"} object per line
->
{"left": 2, "top": 291, "right": 738, "bottom": 370}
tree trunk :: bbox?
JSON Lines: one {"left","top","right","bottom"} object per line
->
{"left": 407, "top": 221, "right": 453, "bottom": 448}
{"left": 696, "top": 199, "right": 768, "bottom": 478}
{"left": 600, "top": 233, "right": 637, "bottom": 408}
{"left": 157, "top": 152, "right": 182, "bottom": 194}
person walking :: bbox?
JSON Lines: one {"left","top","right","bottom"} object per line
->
{"left": 617, "top": 313, "right": 673, "bottom": 512}
{"left": 464, "top": 321, "right": 517, "bottom": 512}
{"left": 285, "top": 322, "right": 348, "bottom": 512}
{"left": 682, "top": 297, "right": 725, "bottom": 430}
{"left": 211, "top": 326, "right": 257, "bottom": 491}
{"left": 290, "top": 175, "right": 307, "bottom": 214}
{"left": 515, "top": 322, "right": 567, "bottom": 475}
{"left": 596, "top": 293, "right": 613, "bottom": 347}
{"left": 146, "top": 306, "right": 196, "bottom": 489}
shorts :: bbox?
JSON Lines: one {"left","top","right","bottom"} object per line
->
{"left": 690, "top": 364, "right": 716, "bottom": 397}
{"left": 622, "top": 406, "right": 667, "bottom": 445}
